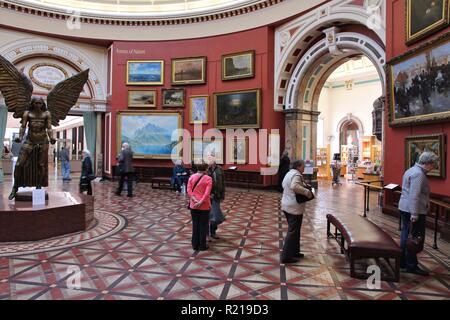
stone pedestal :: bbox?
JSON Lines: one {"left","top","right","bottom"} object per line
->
{"left": 0, "top": 192, "right": 94, "bottom": 242}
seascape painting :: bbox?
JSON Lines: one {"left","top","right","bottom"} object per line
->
{"left": 118, "top": 113, "right": 181, "bottom": 159}
{"left": 127, "top": 60, "right": 164, "bottom": 85}
{"left": 128, "top": 90, "right": 156, "bottom": 108}
{"left": 172, "top": 57, "right": 206, "bottom": 85}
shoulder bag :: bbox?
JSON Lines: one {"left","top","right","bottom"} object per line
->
{"left": 406, "top": 221, "right": 424, "bottom": 254}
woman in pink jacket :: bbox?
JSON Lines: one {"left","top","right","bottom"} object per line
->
{"left": 187, "top": 163, "right": 213, "bottom": 251}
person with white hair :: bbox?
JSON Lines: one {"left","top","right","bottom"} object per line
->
{"left": 116, "top": 142, "right": 135, "bottom": 197}
{"left": 398, "top": 151, "right": 439, "bottom": 276}
{"left": 171, "top": 159, "right": 187, "bottom": 192}
{"left": 80, "top": 149, "right": 94, "bottom": 195}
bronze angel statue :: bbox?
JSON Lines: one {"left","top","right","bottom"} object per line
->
{"left": 0, "top": 54, "right": 89, "bottom": 200}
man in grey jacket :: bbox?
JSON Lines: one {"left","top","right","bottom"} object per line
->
{"left": 116, "top": 142, "right": 135, "bottom": 197}
{"left": 399, "top": 151, "right": 439, "bottom": 276}
{"left": 280, "top": 159, "right": 314, "bottom": 264}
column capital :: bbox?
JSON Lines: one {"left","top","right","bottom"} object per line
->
{"left": 284, "top": 109, "right": 321, "bottom": 121}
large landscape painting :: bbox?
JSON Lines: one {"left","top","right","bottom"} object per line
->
{"left": 389, "top": 36, "right": 450, "bottom": 126}
{"left": 117, "top": 112, "right": 181, "bottom": 159}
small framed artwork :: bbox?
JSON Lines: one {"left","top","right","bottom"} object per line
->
{"left": 222, "top": 50, "right": 255, "bottom": 81}
{"left": 192, "top": 138, "right": 224, "bottom": 164}
{"left": 189, "top": 95, "right": 209, "bottom": 124}
{"left": 406, "top": 0, "right": 449, "bottom": 45}
{"left": 126, "top": 60, "right": 164, "bottom": 85}
{"left": 227, "top": 137, "right": 248, "bottom": 164}
{"left": 405, "top": 134, "right": 446, "bottom": 178}
{"left": 214, "top": 89, "right": 261, "bottom": 129}
{"left": 387, "top": 34, "right": 450, "bottom": 126}
{"left": 172, "top": 57, "right": 206, "bottom": 85}
{"left": 162, "top": 89, "right": 185, "bottom": 107}
{"left": 128, "top": 90, "right": 157, "bottom": 108}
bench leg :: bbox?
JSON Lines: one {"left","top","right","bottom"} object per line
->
{"left": 350, "top": 254, "right": 356, "bottom": 279}
{"left": 394, "top": 257, "right": 400, "bottom": 282}
{"left": 327, "top": 220, "right": 331, "bottom": 238}
{"left": 340, "top": 236, "right": 345, "bottom": 254}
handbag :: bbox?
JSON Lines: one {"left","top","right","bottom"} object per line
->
{"left": 187, "top": 174, "right": 204, "bottom": 210}
{"left": 295, "top": 185, "right": 315, "bottom": 203}
{"left": 406, "top": 221, "right": 424, "bottom": 254}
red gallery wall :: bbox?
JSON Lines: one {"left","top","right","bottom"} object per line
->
{"left": 385, "top": 0, "right": 450, "bottom": 196}
{"left": 109, "top": 26, "right": 283, "bottom": 186}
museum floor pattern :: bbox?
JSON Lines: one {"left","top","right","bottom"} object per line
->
{"left": 0, "top": 175, "right": 449, "bottom": 300}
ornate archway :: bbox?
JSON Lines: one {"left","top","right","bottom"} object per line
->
{"left": 274, "top": 0, "right": 386, "bottom": 161}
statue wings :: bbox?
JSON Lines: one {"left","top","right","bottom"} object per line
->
{"left": 0, "top": 54, "right": 33, "bottom": 118}
{"left": 47, "top": 69, "right": 89, "bottom": 126}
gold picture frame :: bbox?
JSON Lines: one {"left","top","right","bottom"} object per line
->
{"left": 191, "top": 138, "right": 224, "bottom": 164}
{"left": 128, "top": 90, "right": 157, "bottom": 108}
{"left": 117, "top": 111, "right": 182, "bottom": 159}
{"left": 222, "top": 50, "right": 255, "bottom": 81}
{"left": 126, "top": 60, "right": 164, "bottom": 85}
{"left": 214, "top": 88, "right": 261, "bottom": 129}
{"left": 406, "top": 0, "right": 449, "bottom": 45}
{"left": 189, "top": 95, "right": 209, "bottom": 124}
{"left": 387, "top": 33, "right": 450, "bottom": 126}
{"left": 171, "top": 56, "right": 206, "bottom": 85}
{"left": 226, "top": 137, "right": 248, "bottom": 165}
{"left": 405, "top": 134, "right": 446, "bottom": 178}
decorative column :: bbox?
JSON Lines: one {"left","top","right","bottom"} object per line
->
{"left": 284, "top": 109, "right": 320, "bottom": 161}
{"left": 95, "top": 113, "right": 102, "bottom": 176}
{"left": 0, "top": 98, "right": 7, "bottom": 182}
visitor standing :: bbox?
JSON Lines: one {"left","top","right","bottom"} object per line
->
{"left": 80, "top": 149, "right": 94, "bottom": 195}
{"left": 277, "top": 150, "right": 290, "bottom": 192}
{"left": 398, "top": 151, "right": 438, "bottom": 276}
{"left": 59, "top": 146, "right": 71, "bottom": 181}
{"left": 207, "top": 159, "right": 226, "bottom": 239}
{"left": 187, "top": 163, "right": 212, "bottom": 251}
{"left": 116, "top": 142, "right": 135, "bottom": 197}
{"left": 280, "top": 159, "right": 313, "bottom": 264}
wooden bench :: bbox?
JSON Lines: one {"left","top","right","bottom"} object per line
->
{"left": 151, "top": 177, "right": 172, "bottom": 189}
{"left": 326, "top": 213, "right": 401, "bottom": 282}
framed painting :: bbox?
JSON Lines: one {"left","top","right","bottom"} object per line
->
{"left": 388, "top": 34, "right": 450, "bottom": 126}
{"left": 128, "top": 90, "right": 156, "bottom": 108}
{"left": 189, "top": 95, "right": 209, "bottom": 124}
{"left": 405, "top": 134, "right": 446, "bottom": 178}
{"left": 226, "top": 137, "right": 248, "bottom": 164}
{"left": 406, "top": 0, "right": 449, "bottom": 45}
{"left": 117, "top": 112, "right": 182, "bottom": 159}
{"left": 126, "top": 60, "right": 164, "bottom": 85}
{"left": 162, "top": 89, "right": 185, "bottom": 107}
{"left": 191, "top": 138, "right": 224, "bottom": 164}
{"left": 214, "top": 89, "right": 261, "bottom": 129}
{"left": 222, "top": 50, "right": 255, "bottom": 81}
{"left": 172, "top": 57, "right": 206, "bottom": 85}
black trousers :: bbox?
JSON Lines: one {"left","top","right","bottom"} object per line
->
{"left": 118, "top": 172, "right": 133, "bottom": 196}
{"left": 191, "top": 210, "right": 210, "bottom": 250}
{"left": 281, "top": 211, "right": 303, "bottom": 261}
{"left": 400, "top": 211, "right": 426, "bottom": 269}
{"left": 79, "top": 180, "right": 92, "bottom": 195}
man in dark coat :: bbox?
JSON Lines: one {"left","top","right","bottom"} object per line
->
{"left": 277, "top": 150, "right": 291, "bottom": 192}
{"left": 116, "top": 142, "right": 135, "bottom": 197}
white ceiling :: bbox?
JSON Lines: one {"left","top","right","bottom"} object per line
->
{"left": 16, "top": 0, "right": 262, "bottom": 17}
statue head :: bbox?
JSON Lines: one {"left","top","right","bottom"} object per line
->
{"left": 30, "top": 97, "right": 47, "bottom": 112}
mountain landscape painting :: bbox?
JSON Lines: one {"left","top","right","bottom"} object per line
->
{"left": 118, "top": 113, "right": 181, "bottom": 159}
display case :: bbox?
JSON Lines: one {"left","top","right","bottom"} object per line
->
{"left": 316, "top": 146, "right": 330, "bottom": 179}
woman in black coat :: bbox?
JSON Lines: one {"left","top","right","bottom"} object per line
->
{"left": 80, "top": 149, "right": 94, "bottom": 195}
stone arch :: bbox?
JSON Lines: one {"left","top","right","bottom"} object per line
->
{"left": 0, "top": 38, "right": 106, "bottom": 102}
{"left": 275, "top": 0, "right": 386, "bottom": 110}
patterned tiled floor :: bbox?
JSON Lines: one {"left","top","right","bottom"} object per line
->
{"left": 0, "top": 175, "right": 449, "bottom": 300}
